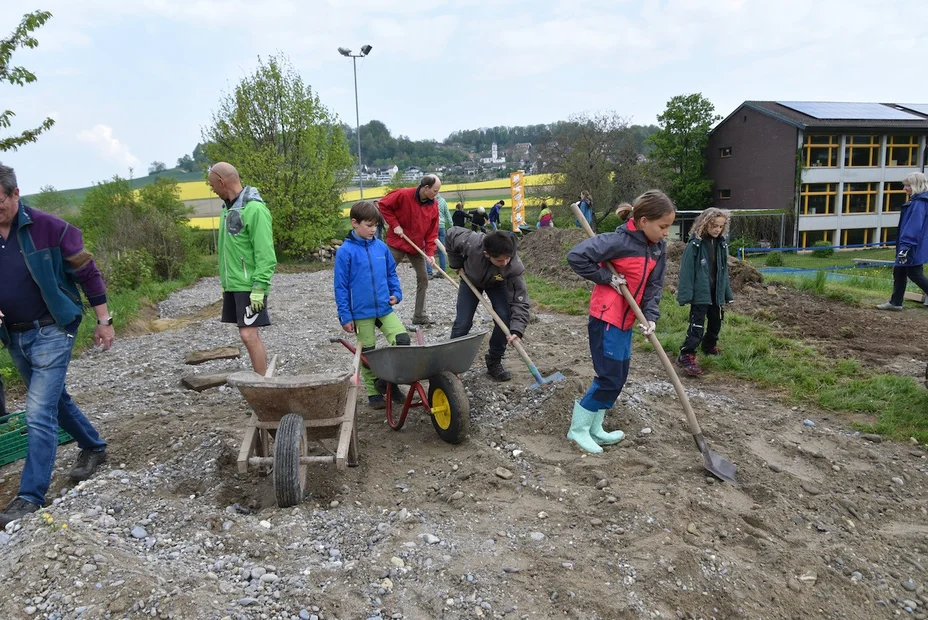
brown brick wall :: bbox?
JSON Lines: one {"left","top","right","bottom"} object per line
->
{"left": 706, "top": 107, "right": 799, "bottom": 212}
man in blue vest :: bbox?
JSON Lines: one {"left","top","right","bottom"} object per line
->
{"left": 0, "top": 163, "right": 111, "bottom": 527}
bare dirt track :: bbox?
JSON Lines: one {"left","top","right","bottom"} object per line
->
{"left": 0, "top": 229, "right": 926, "bottom": 620}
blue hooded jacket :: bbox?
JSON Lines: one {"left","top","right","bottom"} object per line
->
{"left": 896, "top": 191, "right": 928, "bottom": 266}
{"left": 334, "top": 231, "right": 403, "bottom": 324}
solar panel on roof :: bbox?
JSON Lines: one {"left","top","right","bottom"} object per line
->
{"left": 777, "top": 101, "right": 923, "bottom": 121}
{"left": 898, "top": 103, "right": 928, "bottom": 116}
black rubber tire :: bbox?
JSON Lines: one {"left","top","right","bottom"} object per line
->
{"left": 428, "top": 372, "right": 470, "bottom": 444}
{"left": 274, "top": 413, "right": 307, "bottom": 508}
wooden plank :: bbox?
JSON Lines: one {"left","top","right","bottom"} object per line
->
{"left": 852, "top": 258, "right": 894, "bottom": 266}
{"left": 337, "top": 375, "right": 361, "bottom": 470}
{"left": 185, "top": 346, "right": 241, "bottom": 365}
{"left": 903, "top": 291, "right": 927, "bottom": 303}
{"left": 181, "top": 372, "right": 232, "bottom": 392}
{"left": 237, "top": 422, "right": 258, "bottom": 474}
{"left": 264, "top": 354, "right": 279, "bottom": 378}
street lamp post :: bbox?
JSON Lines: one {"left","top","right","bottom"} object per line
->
{"left": 338, "top": 45, "right": 372, "bottom": 198}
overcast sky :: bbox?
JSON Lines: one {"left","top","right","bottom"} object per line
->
{"left": 3, "top": 0, "right": 925, "bottom": 193}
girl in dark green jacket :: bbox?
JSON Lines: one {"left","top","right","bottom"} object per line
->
{"left": 676, "top": 208, "right": 734, "bottom": 375}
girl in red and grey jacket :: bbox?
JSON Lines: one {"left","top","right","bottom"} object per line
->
{"left": 566, "top": 190, "right": 676, "bottom": 454}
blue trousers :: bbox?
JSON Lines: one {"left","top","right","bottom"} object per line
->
{"left": 427, "top": 228, "right": 447, "bottom": 275}
{"left": 450, "top": 282, "right": 511, "bottom": 359}
{"left": 7, "top": 324, "right": 107, "bottom": 505}
{"left": 579, "top": 317, "right": 632, "bottom": 411}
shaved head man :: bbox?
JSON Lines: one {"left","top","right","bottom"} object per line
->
{"left": 208, "top": 162, "right": 277, "bottom": 375}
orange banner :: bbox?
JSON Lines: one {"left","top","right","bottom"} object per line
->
{"left": 509, "top": 170, "right": 526, "bottom": 232}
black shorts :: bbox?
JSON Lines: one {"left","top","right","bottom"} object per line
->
{"left": 221, "top": 292, "right": 271, "bottom": 328}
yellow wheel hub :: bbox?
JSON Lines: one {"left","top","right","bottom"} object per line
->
{"left": 431, "top": 389, "right": 452, "bottom": 430}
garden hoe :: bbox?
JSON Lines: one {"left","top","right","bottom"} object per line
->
{"left": 570, "top": 203, "right": 737, "bottom": 483}
{"left": 398, "top": 232, "right": 565, "bottom": 390}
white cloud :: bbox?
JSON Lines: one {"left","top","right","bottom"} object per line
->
{"left": 77, "top": 125, "right": 140, "bottom": 168}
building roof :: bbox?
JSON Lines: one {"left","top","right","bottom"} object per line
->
{"left": 719, "top": 101, "right": 928, "bottom": 132}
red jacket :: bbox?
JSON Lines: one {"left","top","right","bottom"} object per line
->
{"left": 378, "top": 187, "right": 439, "bottom": 256}
{"left": 566, "top": 218, "right": 667, "bottom": 330}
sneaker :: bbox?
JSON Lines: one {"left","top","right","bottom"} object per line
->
{"left": 702, "top": 345, "right": 722, "bottom": 356}
{"left": 875, "top": 303, "right": 903, "bottom": 311}
{"left": 486, "top": 355, "right": 512, "bottom": 382}
{"left": 677, "top": 353, "right": 704, "bottom": 376}
{"left": 411, "top": 316, "right": 434, "bottom": 326}
{"left": 0, "top": 497, "right": 41, "bottom": 528}
{"left": 368, "top": 395, "right": 387, "bottom": 410}
{"left": 70, "top": 448, "right": 107, "bottom": 482}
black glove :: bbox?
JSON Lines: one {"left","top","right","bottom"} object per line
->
{"left": 897, "top": 249, "right": 909, "bottom": 265}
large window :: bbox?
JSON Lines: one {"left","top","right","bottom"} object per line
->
{"left": 843, "top": 228, "right": 874, "bottom": 247}
{"left": 800, "top": 183, "right": 836, "bottom": 215}
{"left": 884, "top": 182, "right": 907, "bottom": 212}
{"left": 843, "top": 182, "right": 878, "bottom": 214}
{"left": 882, "top": 227, "right": 898, "bottom": 244}
{"left": 844, "top": 135, "right": 880, "bottom": 167}
{"left": 886, "top": 135, "right": 919, "bottom": 167}
{"left": 802, "top": 230, "right": 832, "bottom": 248}
{"left": 803, "top": 134, "right": 838, "bottom": 167}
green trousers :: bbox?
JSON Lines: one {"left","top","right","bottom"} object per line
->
{"left": 355, "top": 312, "right": 408, "bottom": 396}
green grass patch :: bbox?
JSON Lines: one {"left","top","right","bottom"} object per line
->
{"left": 745, "top": 246, "right": 895, "bottom": 269}
{"left": 525, "top": 275, "right": 589, "bottom": 315}
{"left": 527, "top": 279, "right": 928, "bottom": 443}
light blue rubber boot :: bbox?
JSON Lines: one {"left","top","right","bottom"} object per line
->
{"left": 590, "top": 410, "right": 625, "bottom": 446}
{"left": 567, "top": 400, "right": 603, "bottom": 454}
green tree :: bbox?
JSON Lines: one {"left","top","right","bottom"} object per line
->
{"left": 647, "top": 93, "right": 720, "bottom": 210}
{"left": 176, "top": 154, "right": 196, "bottom": 172}
{"left": 25, "top": 184, "right": 74, "bottom": 215}
{"left": 202, "top": 53, "right": 352, "bottom": 257}
{"left": 1, "top": 10, "right": 55, "bottom": 152}
{"left": 384, "top": 172, "right": 415, "bottom": 194}
{"left": 148, "top": 160, "right": 167, "bottom": 175}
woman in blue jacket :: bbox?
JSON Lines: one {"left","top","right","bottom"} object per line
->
{"left": 877, "top": 172, "right": 928, "bottom": 311}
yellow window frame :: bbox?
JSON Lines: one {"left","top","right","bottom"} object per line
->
{"left": 842, "top": 182, "right": 878, "bottom": 214}
{"left": 886, "top": 135, "right": 918, "bottom": 167}
{"left": 845, "top": 135, "right": 880, "bottom": 167}
{"left": 803, "top": 134, "right": 838, "bottom": 167}
{"left": 842, "top": 228, "right": 871, "bottom": 246}
{"left": 801, "top": 230, "right": 832, "bottom": 248}
{"left": 800, "top": 183, "right": 836, "bottom": 215}
{"left": 883, "top": 182, "right": 907, "bottom": 212}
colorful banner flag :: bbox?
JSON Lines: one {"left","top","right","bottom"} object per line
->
{"left": 509, "top": 170, "right": 525, "bottom": 232}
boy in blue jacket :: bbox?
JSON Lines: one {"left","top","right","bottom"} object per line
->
{"left": 335, "top": 201, "right": 410, "bottom": 409}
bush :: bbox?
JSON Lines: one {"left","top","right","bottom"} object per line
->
{"left": 728, "top": 236, "right": 756, "bottom": 258}
{"left": 107, "top": 249, "right": 155, "bottom": 292}
{"left": 811, "top": 240, "right": 835, "bottom": 258}
{"left": 765, "top": 251, "right": 785, "bottom": 267}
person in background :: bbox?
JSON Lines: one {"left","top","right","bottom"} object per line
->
{"left": 538, "top": 200, "right": 554, "bottom": 228}
{"left": 0, "top": 373, "right": 6, "bottom": 417}
{"left": 470, "top": 206, "right": 488, "bottom": 233}
{"left": 489, "top": 200, "right": 504, "bottom": 231}
{"left": 574, "top": 190, "right": 594, "bottom": 229}
{"left": 427, "top": 193, "right": 453, "bottom": 279}
{"left": 876, "top": 172, "right": 928, "bottom": 311}
{"left": 452, "top": 202, "right": 471, "bottom": 228}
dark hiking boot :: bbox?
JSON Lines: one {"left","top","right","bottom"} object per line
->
{"left": 0, "top": 497, "right": 41, "bottom": 528}
{"left": 368, "top": 395, "right": 387, "bottom": 410}
{"left": 70, "top": 449, "right": 107, "bottom": 482}
{"left": 412, "top": 316, "right": 434, "bottom": 326}
{"left": 486, "top": 355, "right": 512, "bottom": 382}
{"left": 702, "top": 345, "right": 722, "bottom": 356}
{"left": 375, "top": 379, "right": 407, "bottom": 404}
{"left": 677, "top": 353, "right": 704, "bottom": 376}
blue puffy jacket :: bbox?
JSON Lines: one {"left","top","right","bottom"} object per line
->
{"left": 896, "top": 192, "right": 928, "bottom": 266}
{"left": 334, "top": 232, "right": 403, "bottom": 324}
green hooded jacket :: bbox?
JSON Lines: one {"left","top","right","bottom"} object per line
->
{"left": 218, "top": 186, "right": 277, "bottom": 292}
{"left": 676, "top": 235, "right": 734, "bottom": 306}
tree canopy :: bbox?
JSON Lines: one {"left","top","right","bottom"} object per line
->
{"left": 1, "top": 10, "right": 55, "bottom": 152}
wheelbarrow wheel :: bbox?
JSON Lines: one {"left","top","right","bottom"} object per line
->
{"left": 428, "top": 372, "right": 470, "bottom": 444}
{"left": 274, "top": 413, "right": 307, "bottom": 508}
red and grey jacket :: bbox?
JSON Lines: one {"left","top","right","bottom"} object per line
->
{"left": 0, "top": 203, "right": 106, "bottom": 345}
{"left": 567, "top": 218, "right": 667, "bottom": 330}
{"left": 378, "top": 187, "right": 439, "bottom": 256}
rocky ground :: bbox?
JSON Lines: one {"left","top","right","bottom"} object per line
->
{"left": 1, "top": 232, "right": 927, "bottom": 620}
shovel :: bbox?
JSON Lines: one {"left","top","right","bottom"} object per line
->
{"left": 570, "top": 203, "right": 736, "bottom": 483}
{"left": 398, "top": 231, "right": 565, "bottom": 390}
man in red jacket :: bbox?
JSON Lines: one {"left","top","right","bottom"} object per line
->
{"left": 378, "top": 174, "right": 441, "bottom": 325}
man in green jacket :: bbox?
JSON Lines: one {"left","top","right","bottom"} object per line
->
{"left": 208, "top": 162, "right": 277, "bottom": 376}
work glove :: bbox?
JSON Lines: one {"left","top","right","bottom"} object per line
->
{"left": 639, "top": 320, "right": 656, "bottom": 336}
{"left": 609, "top": 273, "right": 627, "bottom": 293}
{"left": 897, "top": 249, "right": 909, "bottom": 265}
{"left": 249, "top": 289, "right": 266, "bottom": 313}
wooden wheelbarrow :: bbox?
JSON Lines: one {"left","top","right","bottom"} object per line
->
{"left": 227, "top": 350, "right": 363, "bottom": 507}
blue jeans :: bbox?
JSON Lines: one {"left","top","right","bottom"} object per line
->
{"left": 7, "top": 324, "right": 106, "bottom": 505}
{"left": 427, "top": 227, "right": 447, "bottom": 275}
{"left": 580, "top": 317, "right": 632, "bottom": 411}
{"left": 450, "top": 283, "right": 510, "bottom": 358}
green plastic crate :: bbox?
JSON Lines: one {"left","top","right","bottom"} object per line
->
{"left": 0, "top": 411, "right": 74, "bottom": 468}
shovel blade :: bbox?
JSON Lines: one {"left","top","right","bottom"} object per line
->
{"left": 694, "top": 434, "right": 737, "bottom": 484}
{"left": 527, "top": 371, "right": 566, "bottom": 391}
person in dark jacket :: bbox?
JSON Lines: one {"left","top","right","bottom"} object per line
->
{"left": 469, "top": 206, "right": 488, "bottom": 232}
{"left": 676, "top": 208, "right": 735, "bottom": 375}
{"left": 0, "top": 163, "right": 111, "bottom": 527}
{"left": 447, "top": 229, "right": 530, "bottom": 381}
{"left": 451, "top": 202, "right": 471, "bottom": 228}
{"left": 877, "top": 172, "right": 928, "bottom": 311}
{"left": 489, "top": 200, "right": 504, "bottom": 230}
{"left": 334, "top": 201, "right": 410, "bottom": 409}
